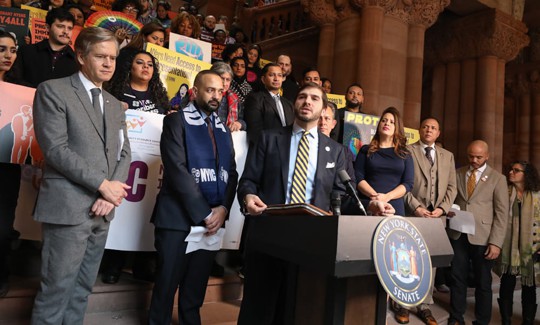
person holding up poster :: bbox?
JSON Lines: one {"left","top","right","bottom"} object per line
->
{"left": 0, "top": 29, "right": 24, "bottom": 298}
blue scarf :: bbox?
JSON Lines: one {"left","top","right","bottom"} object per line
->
{"left": 182, "top": 103, "right": 233, "bottom": 206}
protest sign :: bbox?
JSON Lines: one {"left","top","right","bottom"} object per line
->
{"left": 30, "top": 18, "right": 47, "bottom": 44}
{"left": 168, "top": 32, "right": 212, "bottom": 63}
{"left": 0, "top": 6, "right": 29, "bottom": 46}
{"left": 146, "top": 42, "right": 211, "bottom": 100}
{"left": 92, "top": 0, "right": 114, "bottom": 11}
{"left": 328, "top": 94, "right": 345, "bottom": 108}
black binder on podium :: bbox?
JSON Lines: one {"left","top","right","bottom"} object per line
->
{"left": 246, "top": 211, "right": 453, "bottom": 325}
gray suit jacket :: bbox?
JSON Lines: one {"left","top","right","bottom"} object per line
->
{"left": 33, "top": 73, "right": 131, "bottom": 225}
{"left": 449, "top": 164, "right": 509, "bottom": 247}
{"left": 404, "top": 142, "right": 457, "bottom": 216}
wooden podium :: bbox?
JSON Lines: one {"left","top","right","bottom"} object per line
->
{"left": 246, "top": 214, "right": 454, "bottom": 325}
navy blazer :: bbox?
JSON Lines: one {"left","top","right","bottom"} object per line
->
{"left": 238, "top": 126, "right": 347, "bottom": 212}
{"left": 244, "top": 90, "right": 294, "bottom": 147}
{"left": 151, "top": 111, "right": 238, "bottom": 231}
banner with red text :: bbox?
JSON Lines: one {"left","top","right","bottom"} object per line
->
{"left": 0, "top": 6, "right": 30, "bottom": 46}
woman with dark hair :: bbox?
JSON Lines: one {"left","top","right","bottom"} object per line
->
{"left": 496, "top": 161, "right": 540, "bottom": 325}
{"left": 67, "top": 4, "right": 85, "bottom": 26}
{"left": 0, "top": 30, "right": 24, "bottom": 297}
{"left": 321, "top": 77, "right": 332, "bottom": 94}
{"left": 111, "top": 22, "right": 165, "bottom": 85}
{"left": 246, "top": 44, "right": 262, "bottom": 86}
{"left": 107, "top": 51, "right": 170, "bottom": 114}
{"left": 354, "top": 106, "right": 414, "bottom": 216}
{"left": 101, "top": 51, "right": 168, "bottom": 284}
{"left": 229, "top": 56, "right": 252, "bottom": 104}
{"left": 221, "top": 43, "right": 244, "bottom": 64}
{"left": 155, "top": 1, "right": 172, "bottom": 29}
{"left": 170, "top": 11, "right": 200, "bottom": 39}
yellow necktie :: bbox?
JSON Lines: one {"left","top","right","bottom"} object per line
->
{"left": 290, "top": 131, "right": 309, "bottom": 204}
{"left": 467, "top": 169, "right": 477, "bottom": 198}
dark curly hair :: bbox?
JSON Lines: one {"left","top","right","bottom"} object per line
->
{"left": 106, "top": 50, "right": 170, "bottom": 113}
{"left": 368, "top": 106, "right": 409, "bottom": 158}
{"left": 509, "top": 161, "right": 540, "bottom": 192}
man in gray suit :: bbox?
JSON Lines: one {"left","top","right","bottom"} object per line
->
{"left": 31, "top": 27, "right": 131, "bottom": 324}
{"left": 396, "top": 117, "right": 457, "bottom": 325}
{"left": 448, "top": 140, "right": 508, "bottom": 325}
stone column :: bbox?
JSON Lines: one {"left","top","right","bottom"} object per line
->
{"left": 457, "top": 59, "right": 476, "bottom": 164}
{"left": 443, "top": 62, "right": 460, "bottom": 155}
{"left": 515, "top": 74, "right": 531, "bottom": 162}
{"left": 425, "top": 8, "right": 529, "bottom": 171}
{"left": 300, "top": 0, "right": 339, "bottom": 85}
{"left": 403, "top": 0, "right": 450, "bottom": 127}
{"left": 356, "top": 3, "right": 384, "bottom": 113}
{"left": 430, "top": 64, "right": 446, "bottom": 122}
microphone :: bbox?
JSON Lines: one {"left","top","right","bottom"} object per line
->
{"left": 331, "top": 191, "right": 341, "bottom": 217}
{"left": 337, "top": 170, "right": 367, "bottom": 216}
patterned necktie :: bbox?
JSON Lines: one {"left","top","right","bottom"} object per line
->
{"left": 290, "top": 131, "right": 309, "bottom": 204}
{"left": 90, "top": 88, "right": 104, "bottom": 132}
{"left": 425, "top": 147, "right": 434, "bottom": 166}
{"left": 467, "top": 169, "right": 477, "bottom": 198}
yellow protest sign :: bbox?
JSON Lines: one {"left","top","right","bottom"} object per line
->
{"left": 21, "top": 5, "right": 46, "bottom": 30}
{"left": 146, "top": 43, "right": 212, "bottom": 101}
{"left": 327, "top": 94, "right": 345, "bottom": 108}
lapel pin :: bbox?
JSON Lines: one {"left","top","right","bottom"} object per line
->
{"left": 325, "top": 146, "right": 330, "bottom": 152}
{"left": 481, "top": 175, "right": 488, "bottom": 182}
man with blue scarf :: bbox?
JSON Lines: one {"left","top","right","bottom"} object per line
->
{"left": 148, "top": 70, "right": 238, "bottom": 325}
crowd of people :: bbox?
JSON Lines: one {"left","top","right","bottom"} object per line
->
{"left": 0, "top": 1, "right": 539, "bottom": 325}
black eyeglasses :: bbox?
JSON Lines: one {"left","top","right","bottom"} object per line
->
{"left": 510, "top": 168, "right": 525, "bottom": 173}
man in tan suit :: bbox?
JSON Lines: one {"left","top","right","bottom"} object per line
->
{"left": 394, "top": 117, "right": 457, "bottom": 325}
{"left": 447, "top": 140, "right": 508, "bottom": 325}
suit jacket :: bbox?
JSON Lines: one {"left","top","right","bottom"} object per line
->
{"left": 151, "top": 110, "right": 238, "bottom": 231}
{"left": 449, "top": 164, "right": 509, "bottom": 247}
{"left": 238, "top": 126, "right": 347, "bottom": 211}
{"left": 33, "top": 73, "right": 131, "bottom": 225}
{"left": 404, "top": 142, "right": 457, "bottom": 216}
{"left": 244, "top": 90, "right": 294, "bottom": 147}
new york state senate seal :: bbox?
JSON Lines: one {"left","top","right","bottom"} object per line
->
{"left": 373, "top": 216, "right": 432, "bottom": 307}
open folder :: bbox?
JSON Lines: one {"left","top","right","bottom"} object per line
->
{"left": 264, "top": 203, "right": 333, "bottom": 217}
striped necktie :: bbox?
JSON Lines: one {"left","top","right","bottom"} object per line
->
{"left": 467, "top": 169, "right": 477, "bottom": 198}
{"left": 290, "top": 131, "right": 310, "bottom": 204}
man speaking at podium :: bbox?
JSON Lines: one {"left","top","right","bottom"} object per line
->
{"left": 237, "top": 82, "right": 349, "bottom": 324}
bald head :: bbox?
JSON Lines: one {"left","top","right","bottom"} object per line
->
{"left": 467, "top": 140, "right": 489, "bottom": 169}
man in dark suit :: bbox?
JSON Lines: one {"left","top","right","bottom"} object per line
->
{"left": 244, "top": 62, "right": 294, "bottom": 147}
{"left": 31, "top": 27, "right": 131, "bottom": 324}
{"left": 148, "top": 70, "right": 238, "bottom": 325}
{"left": 237, "top": 82, "right": 348, "bottom": 324}
{"left": 448, "top": 140, "right": 509, "bottom": 325}
{"left": 277, "top": 54, "right": 299, "bottom": 102}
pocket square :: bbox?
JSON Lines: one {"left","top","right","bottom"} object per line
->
{"left": 326, "top": 162, "right": 335, "bottom": 168}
